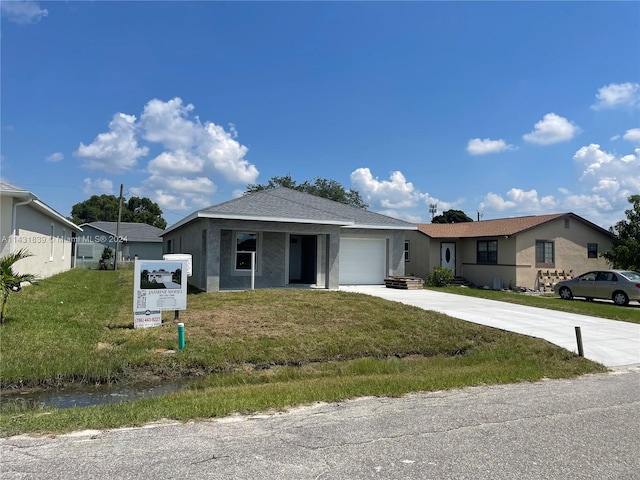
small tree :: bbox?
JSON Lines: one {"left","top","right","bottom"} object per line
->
{"left": 602, "top": 195, "right": 640, "bottom": 270}
{"left": 99, "top": 247, "right": 113, "bottom": 270}
{"left": 1, "top": 248, "right": 38, "bottom": 324}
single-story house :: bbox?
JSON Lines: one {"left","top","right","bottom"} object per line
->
{"left": 404, "top": 213, "right": 615, "bottom": 290}
{"left": 161, "top": 187, "right": 417, "bottom": 292}
{"left": 0, "top": 180, "right": 83, "bottom": 278}
{"left": 78, "top": 222, "right": 165, "bottom": 265}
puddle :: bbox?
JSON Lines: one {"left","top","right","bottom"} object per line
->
{"left": 1, "top": 380, "right": 191, "bottom": 410}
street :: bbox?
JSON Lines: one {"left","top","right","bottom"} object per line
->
{"left": 2, "top": 367, "right": 638, "bottom": 479}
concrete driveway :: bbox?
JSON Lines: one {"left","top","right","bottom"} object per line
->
{"left": 341, "top": 285, "right": 640, "bottom": 368}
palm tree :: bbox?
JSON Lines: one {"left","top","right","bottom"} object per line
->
{"left": 1, "top": 248, "right": 38, "bottom": 325}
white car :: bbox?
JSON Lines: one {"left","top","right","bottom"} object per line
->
{"left": 554, "top": 270, "right": 640, "bottom": 306}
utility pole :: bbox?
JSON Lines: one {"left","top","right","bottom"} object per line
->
{"left": 114, "top": 184, "right": 123, "bottom": 270}
{"left": 429, "top": 204, "right": 437, "bottom": 221}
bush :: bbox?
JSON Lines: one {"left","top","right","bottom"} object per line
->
{"left": 426, "top": 267, "right": 453, "bottom": 287}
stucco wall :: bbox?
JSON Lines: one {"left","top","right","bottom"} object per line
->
{"left": 1, "top": 200, "right": 77, "bottom": 279}
{"left": 163, "top": 218, "right": 407, "bottom": 292}
{"left": 516, "top": 217, "right": 612, "bottom": 289}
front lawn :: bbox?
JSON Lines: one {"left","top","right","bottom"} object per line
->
{"left": 0, "top": 269, "right": 606, "bottom": 436}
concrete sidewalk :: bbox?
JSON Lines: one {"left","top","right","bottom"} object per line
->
{"left": 341, "top": 285, "right": 640, "bottom": 368}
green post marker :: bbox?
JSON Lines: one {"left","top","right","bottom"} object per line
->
{"left": 178, "top": 322, "right": 185, "bottom": 350}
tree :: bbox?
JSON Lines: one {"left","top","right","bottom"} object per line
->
{"left": 71, "top": 195, "right": 167, "bottom": 229}
{"left": 246, "top": 174, "right": 368, "bottom": 209}
{"left": 1, "top": 248, "right": 38, "bottom": 324}
{"left": 602, "top": 195, "right": 640, "bottom": 270}
{"left": 432, "top": 209, "right": 474, "bottom": 224}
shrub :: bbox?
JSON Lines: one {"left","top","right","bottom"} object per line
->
{"left": 426, "top": 267, "right": 453, "bottom": 287}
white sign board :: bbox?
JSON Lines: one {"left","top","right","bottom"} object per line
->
{"left": 163, "top": 253, "right": 193, "bottom": 277}
{"left": 133, "top": 260, "right": 188, "bottom": 327}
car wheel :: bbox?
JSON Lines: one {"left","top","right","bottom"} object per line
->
{"left": 612, "top": 291, "right": 629, "bottom": 306}
{"left": 559, "top": 287, "right": 573, "bottom": 300}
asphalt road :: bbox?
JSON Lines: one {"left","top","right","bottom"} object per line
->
{"left": 2, "top": 367, "right": 639, "bottom": 480}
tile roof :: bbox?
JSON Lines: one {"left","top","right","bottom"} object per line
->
{"left": 81, "top": 222, "right": 164, "bottom": 242}
{"left": 166, "top": 187, "right": 416, "bottom": 233}
{"left": 417, "top": 213, "right": 611, "bottom": 238}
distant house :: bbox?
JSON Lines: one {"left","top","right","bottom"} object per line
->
{"left": 147, "top": 269, "right": 173, "bottom": 283}
{"left": 162, "top": 187, "right": 416, "bottom": 292}
{"left": 405, "top": 213, "right": 614, "bottom": 290}
{"left": 78, "top": 222, "right": 165, "bottom": 264}
{"left": 0, "top": 181, "right": 83, "bottom": 278}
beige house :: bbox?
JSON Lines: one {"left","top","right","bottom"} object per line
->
{"left": 404, "top": 213, "right": 614, "bottom": 290}
{"left": 0, "top": 181, "right": 83, "bottom": 278}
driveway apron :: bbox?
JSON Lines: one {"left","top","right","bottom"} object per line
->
{"left": 341, "top": 286, "right": 640, "bottom": 368}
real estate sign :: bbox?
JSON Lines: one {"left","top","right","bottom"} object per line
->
{"left": 133, "top": 259, "right": 188, "bottom": 328}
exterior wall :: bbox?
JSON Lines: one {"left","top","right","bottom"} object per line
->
{"left": 516, "top": 218, "right": 613, "bottom": 289}
{"left": 459, "top": 237, "right": 518, "bottom": 289}
{"left": 77, "top": 226, "right": 163, "bottom": 265}
{"left": 163, "top": 218, "right": 407, "bottom": 292}
{"left": 404, "top": 231, "right": 431, "bottom": 278}
{"left": 0, "top": 198, "right": 77, "bottom": 279}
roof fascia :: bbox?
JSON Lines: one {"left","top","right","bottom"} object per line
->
{"left": 342, "top": 224, "right": 417, "bottom": 231}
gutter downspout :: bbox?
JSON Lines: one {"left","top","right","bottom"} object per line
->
{"left": 11, "top": 198, "right": 33, "bottom": 253}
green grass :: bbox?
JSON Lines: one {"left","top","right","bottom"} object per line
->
{"left": 0, "top": 269, "right": 607, "bottom": 436}
{"left": 427, "top": 286, "right": 640, "bottom": 324}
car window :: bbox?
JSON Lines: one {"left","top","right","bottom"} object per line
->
{"left": 579, "top": 272, "right": 597, "bottom": 281}
{"left": 620, "top": 271, "right": 640, "bottom": 281}
{"left": 596, "top": 272, "right": 616, "bottom": 282}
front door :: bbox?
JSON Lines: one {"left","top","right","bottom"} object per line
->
{"left": 441, "top": 242, "right": 456, "bottom": 274}
{"left": 289, "top": 235, "right": 317, "bottom": 284}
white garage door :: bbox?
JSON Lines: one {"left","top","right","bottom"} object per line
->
{"left": 339, "top": 238, "right": 386, "bottom": 285}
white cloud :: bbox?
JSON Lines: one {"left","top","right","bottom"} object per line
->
{"left": 591, "top": 82, "right": 640, "bottom": 110}
{"left": 82, "top": 178, "right": 114, "bottom": 195}
{"left": 75, "top": 113, "right": 148, "bottom": 173}
{"left": 1, "top": 1, "right": 48, "bottom": 25}
{"left": 466, "top": 138, "right": 514, "bottom": 155}
{"left": 350, "top": 168, "right": 458, "bottom": 220}
{"left": 140, "top": 98, "right": 203, "bottom": 151}
{"left": 45, "top": 152, "right": 63, "bottom": 162}
{"left": 574, "top": 143, "right": 640, "bottom": 194}
{"left": 479, "top": 188, "right": 557, "bottom": 214}
{"left": 147, "top": 151, "right": 204, "bottom": 176}
{"left": 204, "top": 122, "right": 258, "bottom": 183}
{"left": 523, "top": 113, "right": 580, "bottom": 145}
{"left": 139, "top": 97, "right": 259, "bottom": 183}
{"left": 622, "top": 128, "right": 640, "bottom": 144}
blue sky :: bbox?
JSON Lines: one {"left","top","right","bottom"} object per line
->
{"left": 1, "top": 1, "right": 639, "bottom": 229}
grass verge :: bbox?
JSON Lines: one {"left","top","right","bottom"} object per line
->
{"left": 0, "top": 269, "right": 607, "bottom": 436}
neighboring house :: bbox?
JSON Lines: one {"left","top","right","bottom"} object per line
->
{"left": 78, "top": 222, "right": 165, "bottom": 264}
{"left": 162, "top": 187, "right": 416, "bottom": 292}
{"left": 405, "top": 213, "right": 614, "bottom": 290}
{"left": 147, "top": 269, "right": 173, "bottom": 283}
{"left": 0, "top": 181, "right": 83, "bottom": 278}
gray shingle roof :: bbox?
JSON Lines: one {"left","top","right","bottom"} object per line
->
{"left": 166, "top": 187, "right": 416, "bottom": 233}
{"left": 81, "top": 222, "right": 164, "bottom": 242}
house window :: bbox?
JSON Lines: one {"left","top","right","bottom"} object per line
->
{"left": 167, "top": 239, "right": 173, "bottom": 253}
{"left": 564, "top": 218, "right": 570, "bottom": 229}
{"left": 236, "top": 232, "right": 258, "bottom": 270}
{"left": 404, "top": 240, "right": 410, "bottom": 262}
{"left": 536, "top": 240, "right": 554, "bottom": 267}
{"left": 477, "top": 240, "right": 497, "bottom": 264}
{"left": 587, "top": 243, "right": 598, "bottom": 258}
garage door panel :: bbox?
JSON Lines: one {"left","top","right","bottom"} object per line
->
{"left": 340, "top": 238, "right": 386, "bottom": 285}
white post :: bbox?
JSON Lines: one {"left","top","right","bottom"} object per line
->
{"left": 251, "top": 252, "right": 255, "bottom": 290}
